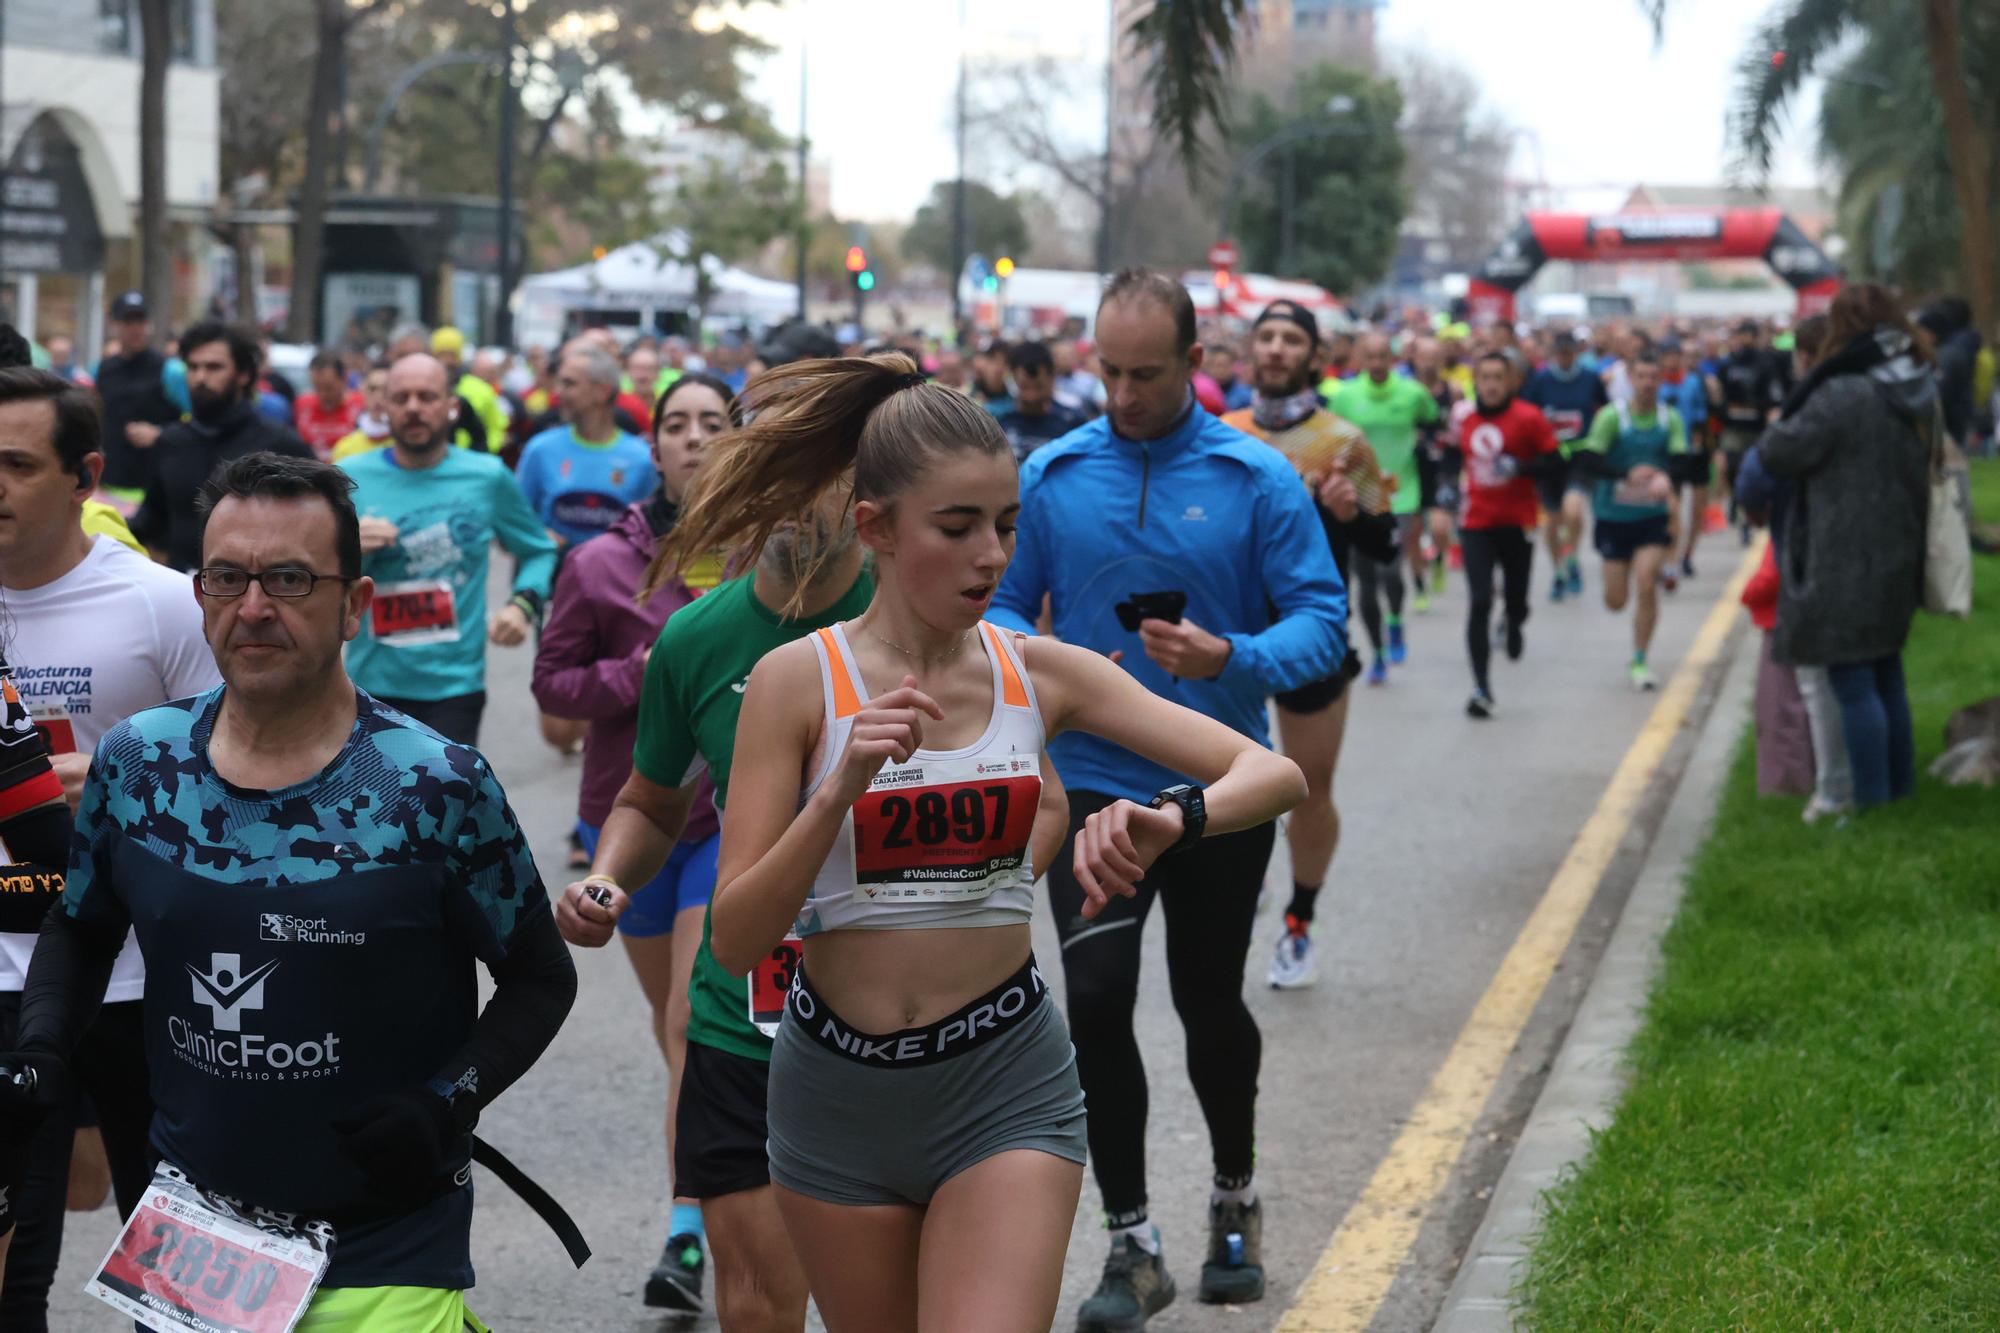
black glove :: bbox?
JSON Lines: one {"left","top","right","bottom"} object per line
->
{"left": 329, "top": 1089, "right": 465, "bottom": 1208}
{"left": 0, "top": 1048, "right": 68, "bottom": 1128}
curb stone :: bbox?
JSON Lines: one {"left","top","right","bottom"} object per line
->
{"left": 1430, "top": 624, "right": 1758, "bottom": 1332}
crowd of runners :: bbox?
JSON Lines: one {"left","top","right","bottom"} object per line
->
{"left": 0, "top": 267, "right": 1983, "bottom": 1333}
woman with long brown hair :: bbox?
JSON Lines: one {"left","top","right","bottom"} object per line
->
{"left": 657, "top": 353, "right": 1305, "bottom": 1331}
{"left": 1759, "top": 283, "right": 1934, "bottom": 808}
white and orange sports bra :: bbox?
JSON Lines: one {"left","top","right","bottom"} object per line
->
{"left": 793, "top": 622, "right": 1045, "bottom": 938}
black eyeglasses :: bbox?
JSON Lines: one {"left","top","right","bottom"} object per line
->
{"left": 196, "top": 566, "right": 354, "bottom": 599}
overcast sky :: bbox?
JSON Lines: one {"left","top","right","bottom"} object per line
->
{"left": 732, "top": 0, "right": 1825, "bottom": 223}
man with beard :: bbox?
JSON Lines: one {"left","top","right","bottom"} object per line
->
{"left": 1, "top": 452, "right": 576, "bottom": 1331}
{"left": 337, "top": 353, "right": 556, "bottom": 745}
{"left": 1222, "top": 301, "right": 1392, "bottom": 990}
{"left": 129, "top": 322, "right": 311, "bottom": 571}
{"left": 556, "top": 493, "right": 873, "bottom": 1333}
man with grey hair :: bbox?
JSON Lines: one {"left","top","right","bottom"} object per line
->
{"left": 517, "top": 344, "right": 658, "bottom": 551}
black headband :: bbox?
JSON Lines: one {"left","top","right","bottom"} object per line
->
{"left": 1253, "top": 300, "right": 1319, "bottom": 348}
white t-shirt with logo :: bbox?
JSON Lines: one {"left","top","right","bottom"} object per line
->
{"left": 0, "top": 536, "right": 221, "bottom": 1000}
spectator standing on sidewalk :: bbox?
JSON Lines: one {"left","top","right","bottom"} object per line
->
{"left": 1759, "top": 284, "right": 1932, "bottom": 810}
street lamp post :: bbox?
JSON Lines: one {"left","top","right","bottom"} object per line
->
{"left": 795, "top": 43, "right": 809, "bottom": 321}
{"left": 495, "top": 1, "right": 520, "bottom": 347}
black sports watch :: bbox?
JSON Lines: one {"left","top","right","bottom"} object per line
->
{"left": 1148, "top": 784, "right": 1207, "bottom": 855}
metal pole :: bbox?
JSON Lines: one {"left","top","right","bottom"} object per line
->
{"left": 795, "top": 42, "right": 809, "bottom": 321}
{"left": 1280, "top": 144, "right": 1295, "bottom": 276}
{"left": 949, "top": 0, "right": 968, "bottom": 332}
{"left": 1097, "top": 0, "right": 1113, "bottom": 278}
{"left": 495, "top": 3, "right": 519, "bottom": 347}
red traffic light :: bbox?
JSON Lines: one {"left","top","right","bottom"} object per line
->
{"left": 1214, "top": 268, "right": 1234, "bottom": 290}
{"left": 845, "top": 246, "right": 867, "bottom": 273}
{"left": 1771, "top": 50, "right": 1785, "bottom": 68}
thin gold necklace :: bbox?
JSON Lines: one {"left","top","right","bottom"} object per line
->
{"left": 864, "top": 624, "right": 970, "bottom": 665}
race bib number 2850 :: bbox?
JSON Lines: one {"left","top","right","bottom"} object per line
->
{"left": 85, "top": 1164, "right": 331, "bottom": 1333}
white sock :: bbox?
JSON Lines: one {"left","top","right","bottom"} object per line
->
{"left": 1212, "top": 1181, "right": 1257, "bottom": 1208}
{"left": 1112, "top": 1221, "right": 1160, "bottom": 1256}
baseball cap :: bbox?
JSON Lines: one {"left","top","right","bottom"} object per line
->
{"left": 1552, "top": 330, "right": 1579, "bottom": 351}
{"left": 430, "top": 326, "right": 466, "bottom": 356}
{"left": 109, "top": 291, "right": 147, "bottom": 320}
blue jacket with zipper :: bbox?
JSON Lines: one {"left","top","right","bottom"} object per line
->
{"left": 989, "top": 400, "right": 1348, "bottom": 802}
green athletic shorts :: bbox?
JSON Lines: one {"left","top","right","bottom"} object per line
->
{"left": 299, "top": 1286, "right": 489, "bottom": 1331}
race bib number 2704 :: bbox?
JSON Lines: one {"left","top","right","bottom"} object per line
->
{"left": 85, "top": 1164, "right": 331, "bottom": 1333}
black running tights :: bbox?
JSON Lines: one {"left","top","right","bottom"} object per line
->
{"left": 1461, "top": 526, "right": 1533, "bottom": 694}
{"left": 1046, "top": 790, "right": 1275, "bottom": 1221}
{"left": 1352, "top": 553, "right": 1404, "bottom": 659}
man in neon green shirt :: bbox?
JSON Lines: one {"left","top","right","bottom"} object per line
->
{"left": 431, "top": 327, "right": 508, "bottom": 452}
{"left": 1327, "top": 332, "right": 1440, "bottom": 679}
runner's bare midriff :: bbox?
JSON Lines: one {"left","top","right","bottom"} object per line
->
{"left": 803, "top": 923, "right": 1032, "bottom": 1032}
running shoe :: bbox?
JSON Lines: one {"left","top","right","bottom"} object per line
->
{"left": 1432, "top": 560, "right": 1448, "bottom": 596}
{"left": 1629, "top": 662, "right": 1658, "bottom": 692}
{"left": 1199, "top": 1198, "right": 1265, "bottom": 1304}
{"left": 1801, "top": 796, "right": 1852, "bottom": 826}
{"left": 1413, "top": 589, "right": 1432, "bottom": 614}
{"left": 1565, "top": 557, "right": 1583, "bottom": 597}
{"left": 1366, "top": 658, "right": 1388, "bottom": 687}
{"left": 1466, "top": 689, "right": 1495, "bottom": 720}
{"left": 1268, "top": 915, "right": 1317, "bottom": 990}
{"left": 566, "top": 827, "right": 590, "bottom": 871}
{"left": 1550, "top": 575, "right": 1567, "bottom": 603}
{"left": 1077, "top": 1233, "right": 1176, "bottom": 1331}
{"left": 1504, "top": 619, "right": 1524, "bottom": 662}
{"left": 644, "top": 1233, "right": 706, "bottom": 1312}
{"left": 1387, "top": 622, "right": 1407, "bottom": 664}
{"left": 1681, "top": 556, "right": 1696, "bottom": 579}
{"left": 1661, "top": 567, "right": 1680, "bottom": 593}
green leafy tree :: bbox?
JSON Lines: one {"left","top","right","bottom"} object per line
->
{"left": 901, "top": 181, "right": 1030, "bottom": 274}
{"left": 669, "top": 157, "right": 802, "bottom": 314}
{"left": 1228, "top": 65, "right": 1405, "bottom": 293}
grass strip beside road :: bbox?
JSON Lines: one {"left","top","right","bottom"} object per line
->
{"left": 1518, "top": 459, "right": 2000, "bottom": 1329}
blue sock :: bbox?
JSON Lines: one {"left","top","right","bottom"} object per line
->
{"left": 669, "top": 1202, "right": 704, "bottom": 1243}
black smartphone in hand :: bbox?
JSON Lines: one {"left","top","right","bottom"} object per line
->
{"left": 1114, "top": 590, "right": 1187, "bottom": 632}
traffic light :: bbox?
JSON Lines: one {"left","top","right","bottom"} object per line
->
{"left": 994, "top": 256, "right": 1015, "bottom": 279}
{"left": 1214, "top": 267, "right": 1234, "bottom": 290}
{"left": 845, "top": 245, "right": 866, "bottom": 273}
{"left": 857, "top": 270, "right": 876, "bottom": 292}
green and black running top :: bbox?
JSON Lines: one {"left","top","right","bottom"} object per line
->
{"left": 52, "top": 686, "right": 555, "bottom": 1290}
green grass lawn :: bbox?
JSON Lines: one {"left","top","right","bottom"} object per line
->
{"left": 1516, "top": 458, "right": 2000, "bottom": 1329}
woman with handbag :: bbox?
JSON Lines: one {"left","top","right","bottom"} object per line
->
{"left": 1760, "top": 284, "right": 1934, "bottom": 808}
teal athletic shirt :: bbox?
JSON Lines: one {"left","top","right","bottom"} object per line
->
{"left": 1327, "top": 374, "right": 1441, "bottom": 516}
{"left": 1577, "top": 403, "right": 1688, "bottom": 524}
{"left": 514, "top": 425, "right": 658, "bottom": 548}
{"left": 631, "top": 568, "right": 874, "bottom": 1062}
{"left": 341, "top": 447, "right": 558, "bottom": 702}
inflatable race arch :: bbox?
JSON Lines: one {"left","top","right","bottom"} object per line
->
{"left": 1467, "top": 209, "right": 1842, "bottom": 323}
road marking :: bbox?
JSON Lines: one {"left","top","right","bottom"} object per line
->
{"left": 1275, "top": 541, "right": 1763, "bottom": 1333}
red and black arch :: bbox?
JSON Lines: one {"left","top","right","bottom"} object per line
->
{"left": 1467, "top": 209, "right": 1841, "bottom": 323}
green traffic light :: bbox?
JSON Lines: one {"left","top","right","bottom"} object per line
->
{"left": 858, "top": 271, "right": 876, "bottom": 292}
{"left": 982, "top": 276, "right": 998, "bottom": 293}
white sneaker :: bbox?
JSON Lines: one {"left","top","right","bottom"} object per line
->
{"left": 1269, "top": 920, "right": 1318, "bottom": 989}
{"left": 1801, "top": 796, "right": 1853, "bottom": 826}
{"left": 1628, "top": 662, "right": 1658, "bottom": 691}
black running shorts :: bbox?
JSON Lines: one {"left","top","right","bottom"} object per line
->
{"left": 674, "top": 1039, "right": 774, "bottom": 1199}
{"left": 1275, "top": 649, "right": 1363, "bottom": 714}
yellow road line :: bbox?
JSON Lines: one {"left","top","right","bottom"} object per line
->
{"left": 1275, "top": 540, "right": 1764, "bottom": 1333}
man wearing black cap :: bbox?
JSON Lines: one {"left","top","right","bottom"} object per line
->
{"left": 90, "top": 292, "right": 184, "bottom": 500}
{"left": 1222, "top": 300, "right": 1391, "bottom": 990}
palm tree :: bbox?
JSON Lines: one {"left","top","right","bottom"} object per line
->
{"left": 1655, "top": 0, "right": 1997, "bottom": 331}
{"left": 1123, "top": 0, "right": 1252, "bottom": 176}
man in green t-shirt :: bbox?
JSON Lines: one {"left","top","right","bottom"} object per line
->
{"left": 556, "top": 516, "right": 869, "bottom": 1333}
{"left": 1327, "top": 333, "right": 1440, "bottom": 680}
{"left": 1571, "top": 353, "right": 1688, "bottom": 693}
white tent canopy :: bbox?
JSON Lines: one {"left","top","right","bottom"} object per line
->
{"left": 516, "top": 234, "right": 799, "bottom": 327}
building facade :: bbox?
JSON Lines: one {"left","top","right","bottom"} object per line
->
{"left": 0, "top": 0, "right": 221, "bottom": 350}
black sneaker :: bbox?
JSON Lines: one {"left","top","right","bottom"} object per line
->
{"left": 1466, "top": 689, "right": 1495, "bottom": 720}
{"left": 1077, "top": 1233, "right": 1176, "bottom": 1331}
{"left": 644, "top": 1232, "right": 705, "bottom": 1313}
{"left": 1199, "top": 1198, "right": 1265, "bottom": 1303}
{"left": 1504, "top": 618, "right": 1524, "bottom": 661}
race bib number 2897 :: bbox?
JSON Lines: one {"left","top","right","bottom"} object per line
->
{"left": 850, "top": 754, "right": 1040, "bottom": 904}
{"left": 86, "top": 1164, "right": 331, "bottom": 1333}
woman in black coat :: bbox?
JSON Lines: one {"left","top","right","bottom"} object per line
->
{"left": 1759, "top": 283, "right": 1934, "bottom": 808}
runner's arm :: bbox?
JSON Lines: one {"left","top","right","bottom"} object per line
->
{"left": 529, "top": 557, "right": 642, "bottom": 720}
{"left": 490, "top": 466, "right": 558, "bottom": 614}
{"left": 1213, "top": 476, "right": 1347, "bottom": 696}
{"left": 1029, "top": 637, "right": 1304, "bottom": 834}
{"left": 1567, "top": 406, "right": 1624, "bottom": 478}
{"left": 557, "top": 770, "right": 698, "bottom": 947}
{"left": 13, "top": 761, "right": 129, "bottom": 1061}
{"left": 1030, "top": 752, "right": 1068, "bottom": 881}
{"left": 707, "top": 646, "right": 863, "bottom": 975}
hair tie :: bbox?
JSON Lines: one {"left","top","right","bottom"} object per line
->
{"left": 895, "top": 371, "right": 928, "bottom": 391}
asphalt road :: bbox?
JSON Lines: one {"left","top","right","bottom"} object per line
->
{"left": 49, "top": 532, "right": 1743, "bottom": 1331}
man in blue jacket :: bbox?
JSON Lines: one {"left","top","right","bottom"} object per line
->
{"left": 989, "top": 269, "right": 1347, "bottom": 1330}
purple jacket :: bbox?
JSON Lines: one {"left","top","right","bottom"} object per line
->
{"left": 532, "top": 501, "right": 720, "bottom": 837}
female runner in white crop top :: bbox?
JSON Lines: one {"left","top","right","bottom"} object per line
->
{"left": 657, "top": 353, "right": 1306, "bottom": 1333}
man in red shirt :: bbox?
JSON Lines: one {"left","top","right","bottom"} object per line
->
{"left": 292, "top": 348, "right": 363, "bottom": 458}
{"left": 1457, "top": 351, "right": 1562, "bottom": 718}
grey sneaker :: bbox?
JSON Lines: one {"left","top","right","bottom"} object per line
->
{"left": 643, "top": 1232, "right": 705, "bottom": 1312}
{"left": 1199, "top": 1198, "right": 1265, "bottom": 1304}
{"left": 1077, "top": 1232, "right": 1176, "bottom": 1331}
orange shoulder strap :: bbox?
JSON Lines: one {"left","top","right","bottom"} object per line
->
{"left": 817, "top": 628, "right": 863, "bottom": 719}
{"left": 983, "top": 623, "right": 1032, "bottom": 709}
